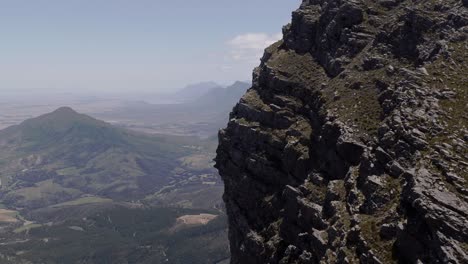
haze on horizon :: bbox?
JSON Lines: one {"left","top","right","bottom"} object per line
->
{"left": 0, "top": 0, "right": 300, "bottom": 94}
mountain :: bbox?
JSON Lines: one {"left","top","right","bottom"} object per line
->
{"left": 190, "top": 81, "right": 250, "bottom": 108}
{"left": 0, "top": 107, "right": 220, "bottom": 208}
{"left": 163, "top": 81, "right": 223, "bottom": 103}
{"left": 0, "top": 107, "right": 131, "bottom": 154}
{"left": 0, "top": 107, "right": 229, "bottom": 263}
{"left": 216, "top": 1, "right": 467, "bottom": 263}
{"left": 93, "top": 81, "right": 251, "bottom": 138}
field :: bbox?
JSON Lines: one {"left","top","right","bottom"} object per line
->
{"left": 171, "top": 214, "right": 219, "bottom": 232}
{"left": 0, "top": 209, "right": 18, "bottom": 223}
{"left": 50, "top": 196, "right": 113, "bottom": 208}
{"left": 177, "top": 214, "right": 218, "bottom": 225}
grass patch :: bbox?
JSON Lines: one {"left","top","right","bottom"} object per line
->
{"left": 358, "top": 176, "right": 401, "bottom": 263}
{"left": 266, "top": 49, "right": 328, "bottom": 89}
{"left": 56, "top": 167, "right": 80, "bottom": 176}
{"left": 325, "top": 67, "right": 386, "bottom": 137}
{"left": 50, "top": 196, "right": 113, "bottom": 208}
{"left": 360, "top": 215, "right": 396, "bottom": 263}
{"left": 425, "top": 41, "right": 468, "bottom": 184}
{"left": 13, "top": 179, "right": 82, "bottom": 202}
{"left": 14, "top": 223, "right": 42, "bottom": 234}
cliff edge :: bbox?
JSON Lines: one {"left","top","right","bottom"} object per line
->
{"left": 216, "top": 0, "right": 468, "bottom": 263}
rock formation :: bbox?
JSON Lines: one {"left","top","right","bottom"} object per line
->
{"left": 216, "top": 0, "right": 468, "bottom": 263}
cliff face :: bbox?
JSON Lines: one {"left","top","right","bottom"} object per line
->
{"left": 216, "top": 0, "right": 468, "bottom": 263}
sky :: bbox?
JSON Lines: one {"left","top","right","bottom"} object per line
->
{"left": 0, "top": 0, "right": 301, "bottom": 94}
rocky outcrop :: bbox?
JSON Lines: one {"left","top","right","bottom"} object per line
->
{"left": 216, "top": 0, "right": 468, "bottom": 263}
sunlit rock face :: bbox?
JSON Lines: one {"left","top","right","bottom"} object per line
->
{"left": 216, "top": 0, "right": 468, "bottom": 263}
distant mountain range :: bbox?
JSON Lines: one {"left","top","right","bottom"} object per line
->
{"left": 163, "top": 81, "right": 223, "bottom": 103}
{"left": 189, "top": 81, "right": 251, "bottom": 107}
{"left": 94, "top": 81, "right": 251, "bottom": 138}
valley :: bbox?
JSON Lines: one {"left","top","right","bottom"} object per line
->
{"left": 0, "top": 206, "right": 229, "bottom": 264}
{"left": 0, "top": 82, "right": 246, "bottom": 263}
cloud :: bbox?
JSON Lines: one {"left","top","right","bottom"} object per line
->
{"left": 227, "top": 33, "right": 283, "bottom": 63}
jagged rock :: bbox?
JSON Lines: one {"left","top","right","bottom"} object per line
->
{"left": 310, "top": 229, "right": 327, "bottom": 257}
{"left": 298, "top": 250, "right": 313, "bottom": 263}
{"left": 375, "top": 146, "right": 392, "bottom": 165}
{"left": 216, "top": 0, "right": 468, "bottom": 263}
{"left": 336, "top": 139, "right": 366, "bottom": 165}
{"left": 283, "top": 185, "right": 303, "bottom": 201}
{"left": 347, "top": 225, "right": 361, "bottom": 244}
{"left": 378, "top": 0, "right": 400, "bottom": 8}
{"left": 446, "top": 172, "right": 465, "bottom": 184}
{"left": 380, "top": 223, "right": 399, "bottom": 240}
{"left": 309, "top": 172, "right": 325, "bottom": 185}
{"left": 362, "top": 56, "right": 385, "bottom": 70}
{"left": 325, "top": 180, "right": 345, "bottom": 201}
{"left": 298, "top": 198, "right": 327, "bottom": 229}
{"left": 388, "top": 161, "right": 405, "bottom": 177}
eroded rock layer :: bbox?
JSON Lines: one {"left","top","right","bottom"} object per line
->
{"left": 216, "top": 0, "right": 468, "bottom": 263}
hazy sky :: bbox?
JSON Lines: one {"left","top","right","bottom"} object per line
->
{"left": 0, "top": 0, "right": 301, "bottom": 93}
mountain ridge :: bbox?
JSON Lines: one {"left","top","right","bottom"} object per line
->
{"left": 216, "top": 0, "right": 467, "bottom": 263}
{"left": 93, "top": 81, "right": 251, "bottom": 138}
{"left": 162, "top": 81, "right": 223, "bottom": 103}
{"left": 2, "top": 106, "right": 124, "bottom": 148}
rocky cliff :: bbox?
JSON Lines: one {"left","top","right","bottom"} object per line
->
{"left": 216, "top": 0, "right": 468, "bottom": 263}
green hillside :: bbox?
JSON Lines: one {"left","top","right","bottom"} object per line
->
{"left": 0, "top": 107, "right": 228, "bottom": 263}
{"left": 0, "top": 107, "right": 220, "bottom": 208}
